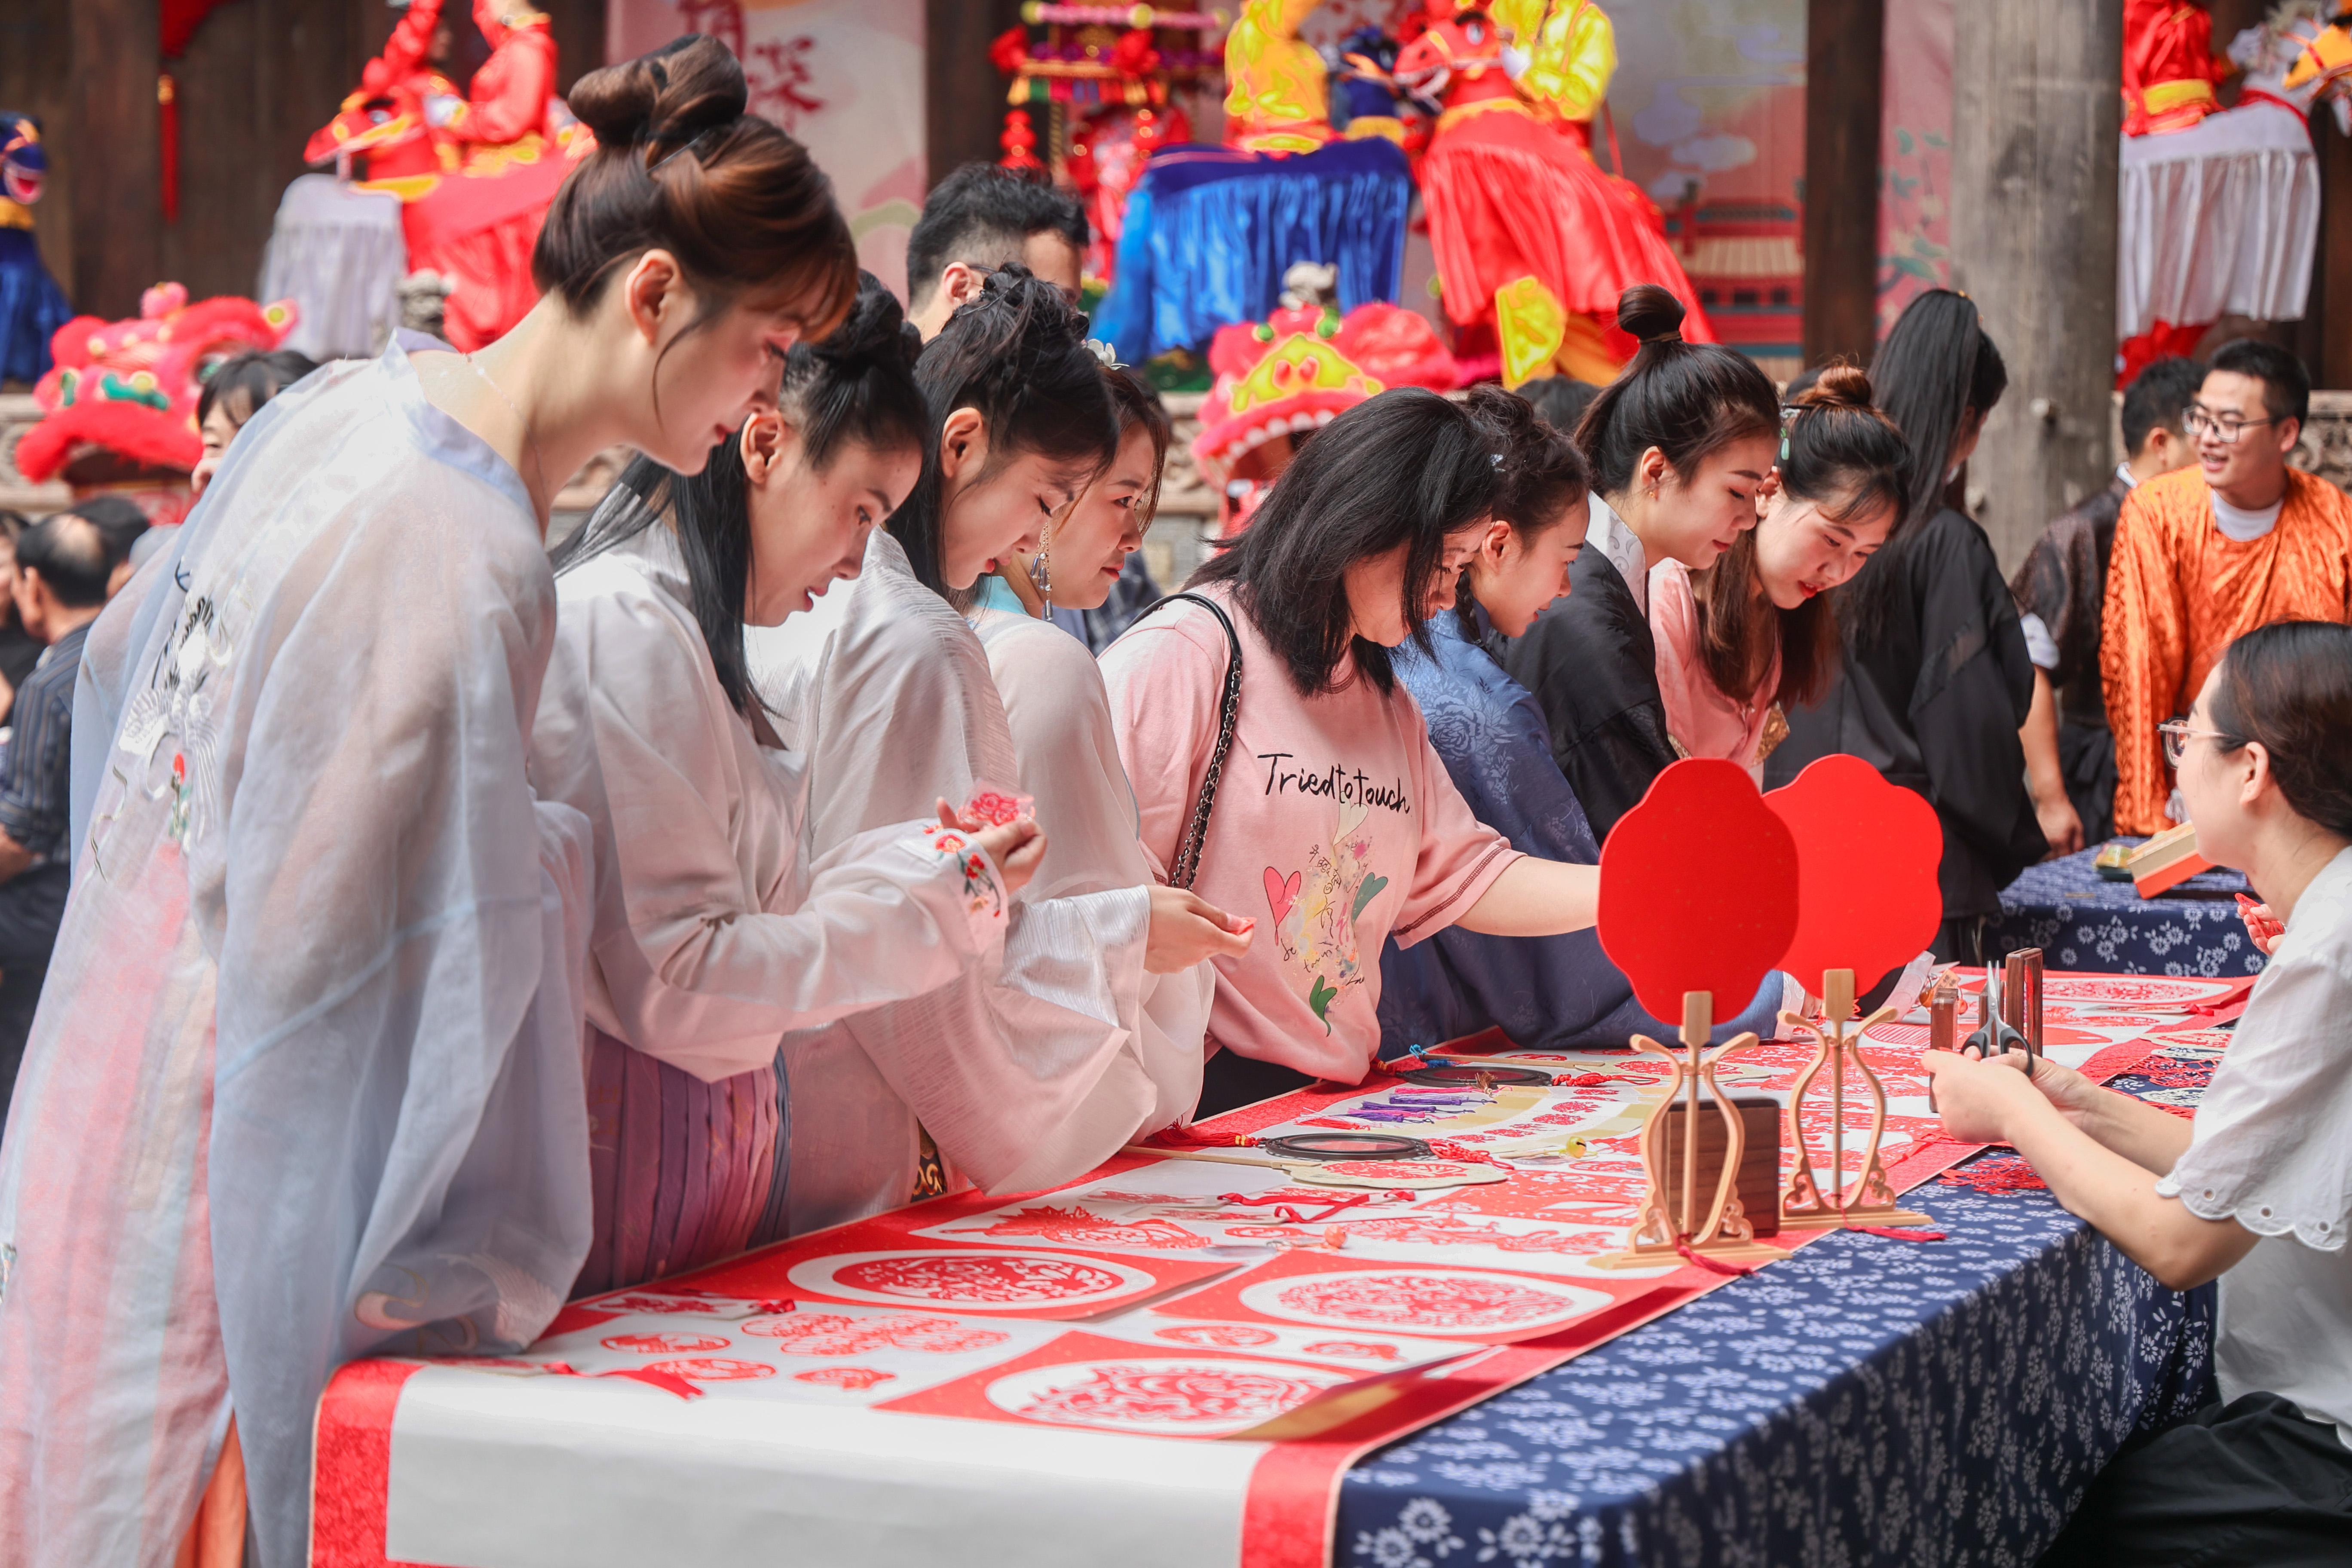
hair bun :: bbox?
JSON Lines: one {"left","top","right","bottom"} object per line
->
{"left": 1617, "top": 284, "right": 1688, "bottom": 347}
{"left": 1794, "top": 363, "right": 1874, "bottom": 411}
{"left": 810, "top": 272, "right": 922, "bottom": 371}
{"left": 567, "top": 34, "right": 747, "bottom": 154}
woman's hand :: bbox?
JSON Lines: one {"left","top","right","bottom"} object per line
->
{"left": 1145, "top": 885, "right": 1255, "bottom": 973}
{"left": 970, "top": 819, "right": 1046, "bottom": 897}
{"left": 1920, "top": 1049, "right": 2059, "bottom": 1145}
{"left": 938, "top": 798, "right": 1047, "bottom": 898}
{"left": 2236, "top": 893, "right": 2284, "bottom": 956}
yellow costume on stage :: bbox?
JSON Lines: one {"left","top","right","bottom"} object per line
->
{"left": 1224, "top": 0, "right": 1333, "bottom": 155}
{"left": 2101, "top": 465, "right": 2352, "bottom": 833}
{"left": 1491, "top": 0, "right": 1617, "bottom": 127}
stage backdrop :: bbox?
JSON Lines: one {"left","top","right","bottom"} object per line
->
{"left": 608, "top": 0, "right": 927, "bottom": 300}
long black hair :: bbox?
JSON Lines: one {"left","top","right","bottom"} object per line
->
{"left": 1191, "top": 388, "right": 1501, "bottom": 696}
{"left": 890, "top": 265, "right": 1116, "bottom": 596}
{"left": 1838, "top": 288, "right": 2007, "bottom": 646}
{"left": 1575, "top": 285, "right": 1779, "bottom": 497}
{"left": 553, "top": 272, "right": 924, "bottom": 717}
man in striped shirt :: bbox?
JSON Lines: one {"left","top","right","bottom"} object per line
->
{"left": 0, "top": 509, "right": 112, "bottom": 1137}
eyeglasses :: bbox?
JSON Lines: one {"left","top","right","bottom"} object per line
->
{"left": 2183, "top": 405, "right": 2282, "bottom": 444}
{"left": 2158, "top": 719, "right": 2243, "bottom": 767}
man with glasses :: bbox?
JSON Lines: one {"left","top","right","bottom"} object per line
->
{"left": 2103, "top": 339, "right": 2352, "bottom": 835}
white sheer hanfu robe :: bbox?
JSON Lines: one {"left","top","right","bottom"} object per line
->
{"left": 0, "top": 339, "right": 596, "bottom": 1568}
{"left": 532, "top": 518, "right": 1015, "bottom": 1294}
{"left": 968, "top": 587, "right": 1213, "bottom": 1129}
{"left": 744, "top": 530, "right": 1150, "bottom": 1233}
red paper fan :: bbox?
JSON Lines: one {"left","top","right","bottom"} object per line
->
{"left": 1764, "top": 754, "right": 1943, "bottom": 994}
{"left": 1596, "top": 760, "right": 1799, "bottom": 1023}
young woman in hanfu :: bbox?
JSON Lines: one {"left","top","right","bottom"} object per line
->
{"left": 1377, "top": 384, "right": 1790, "bottom": 1056}
{"left": 0, "top": 37, "right": 857, "bottom": 1568}
{"left": 1501, "top": 285, "right": 1782, "bottom": 844}
{"left": 1770, "top": 289, "right": 2047, "bottom": 962}
{"left": 745, "top": 269, "right": 1249, "bottom": 1234}
{"left": 540, "top": 276, "right": 1047, "bottom": 1297}
{"left": 1649, "top": 365, "right": 1909, "bottom": 784}
{"left": 1102, "top": 388, "right": 1620, "bottom": 1118}
{"left": 965, "top": 362, "right": 1250, "bottom": 1133}
{"left": 1929, "top": 622, "right": 2352, "bottom": 1564}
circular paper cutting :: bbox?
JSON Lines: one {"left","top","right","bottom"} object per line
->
{"left": 1155, "top": 1323, "right": 1280, "bottom": 1348}
{"left": 784, "top": 1250, "right": 1154, "bottom": 1311}
{"left": 1239, "top": 1269, "right": 1610, "bottom": 1335}
{"left": 2040, "top": 976, "right": 2234, "bottom": 1004}
{"left": 985, "top": 1359, "right": 1348, "bottom": 1436}
{"left": 638, "top": 1357, "right": 776, "bottom": 1381}
{"left": 794, "top": 1366, "right": 895, "bottom": 1390}
{"left": 599, "top": 1332, "right": 732, "bottom": 1354}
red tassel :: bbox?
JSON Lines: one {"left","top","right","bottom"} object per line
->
{"left": 1673, "top": 1238, "right": 1757, "bottom": 1277}
{"left": 1143, "top": 1122, "right": 1257, "bottom": 1150}
{"left": 1846, "top": 1225, "right": 1946, "bottom": 1243}
{"left": 158, "top": 73, "right": 180, "bottom": 225}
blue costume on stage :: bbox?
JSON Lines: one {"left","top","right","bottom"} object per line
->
{"left": 0, "top": 112, "right": 70, "bottom": 386}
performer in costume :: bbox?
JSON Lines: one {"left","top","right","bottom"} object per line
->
{"left": 2114, "top": 0, "right": 2343, "bottom": 384}
{"left": 0, "top": 112, "right": 70, "bottom": 386}
{"left": 307, "top": 0, "right": 589, "bottom": 351}
{"left": 1503, "top": 286, "right": 1777, "bottom": 845}
{"left": 744, "top": 270, "right": 1179, "bottom": 1234}
{"left": 1395, "top": 3, "right": 1715, "bottom": 384}
{"left": 541, "top": 278, "right": 1054, "bottom": 1296}
{"left": 1650, "top": 367, "right": 1908, "bottom": 782}
{"left": 2103, "top": 339, "right": 2352, "bottom": 836}
{"left": 2011, "top": 355, "right": 2204, "bottom": 849}
{"left": 968, "top": 362, "right": 1251, "bottom": 1133}
{"left": 1931, "top": 623, "right": 2352, "bottom": 1565}
{"left": 0, "top": 39, "right": 857, "bottom": 1566}
{"left": 1380, "top": 384, "right": 1791, "bottom": 1054}
{"left": 1103, "top": 389, "right": 1610, "bottom": 1116}
{"left": 1223, "top": 0, "right": 1334, "bottom": 154}
{"left": 1772, "top": 290, "right": 2045, "bottom": 962}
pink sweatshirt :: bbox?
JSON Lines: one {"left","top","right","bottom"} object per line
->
{"left": 1100, "top": 586, "right": 1522, "bottom": 1082}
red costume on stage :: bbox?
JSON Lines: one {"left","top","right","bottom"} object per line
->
{"left": 2123, "top": 0, "right": 2225, "bottom": 136}
{"left": 306, "top": 0, "right": 586, "bottom": 350}
{"left": 1396, "top": 3, "right": 1715, "bottom": 381}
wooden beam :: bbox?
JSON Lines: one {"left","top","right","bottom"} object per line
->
{"left": 1947, "top": 0, "right": 2122, "bottom": 573}
{"left": 69, "top": 0, "right": 162, "bottom": 319}
{"left": 924, "top": 0, "right": 1024, "bottom": 190}
{"left": 2303, "top": 115, "right": 2352, "bottom": 390}
{"left": 1801, "top": 0, "right": 1884, "bottom": 368}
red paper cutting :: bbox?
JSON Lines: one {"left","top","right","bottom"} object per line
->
{"left": 1596, "top": 759, "right": 1800, "bottom": 1021}
{"left": 1764, "top": 755, "right": 1942, "bottom": 992}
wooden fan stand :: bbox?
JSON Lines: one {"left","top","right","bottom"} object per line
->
{"left": 1595, "top": 989, "right": 1786, "bottom": 1269}
{"left": 1778, "top": 967, "right": 1930, "bottom": 1229}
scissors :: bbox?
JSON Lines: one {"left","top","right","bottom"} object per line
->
{"left": 1960, "top": 965, "right": 2035, "bottom": 1075}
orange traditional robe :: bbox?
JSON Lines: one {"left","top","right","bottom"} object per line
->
{"left": 2101, "top": 465, "right": 2352, "bottom": 833}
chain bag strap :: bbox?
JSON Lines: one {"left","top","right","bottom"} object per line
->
{"left": 1146, "top": 591, "right": 1243, "bottom": 891}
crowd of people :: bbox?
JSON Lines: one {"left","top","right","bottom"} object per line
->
{"left": 0, "top": 28, "right": 2347, "bottom": 1568}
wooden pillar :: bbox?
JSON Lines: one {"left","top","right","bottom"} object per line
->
{"left": 1802, "top": 0, "right": 1885, "bottom": 369}
{"left": 1948, "top": 0, "right": 2123, "bottom": 572}
{"left": 924, "top": 0, "right": 1025, "bottom": 189}
{"left": 69, "top": 0, "right": 162, "bottom": 319}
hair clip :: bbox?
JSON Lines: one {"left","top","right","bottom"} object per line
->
{"left": 1490, "top": 451, "right": 1505, "bottom": 468}
{"left": 650, "top": 126, "right": 717, "bottom": 174}
{"left": 1083, "top": 338, "right": 1126, "bottom": 370}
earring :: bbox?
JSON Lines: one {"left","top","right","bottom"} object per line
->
{"left": 1028, "top": 521, "right": 1053, "bottom": 611}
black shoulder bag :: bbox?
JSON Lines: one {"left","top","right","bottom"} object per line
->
{"left": 1142, "top": 591, "right": 1243, "bottom": 891}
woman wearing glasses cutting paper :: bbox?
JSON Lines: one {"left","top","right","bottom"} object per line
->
{"left": 1927, "top": 621, "right": 2352, "bottom": 1564}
